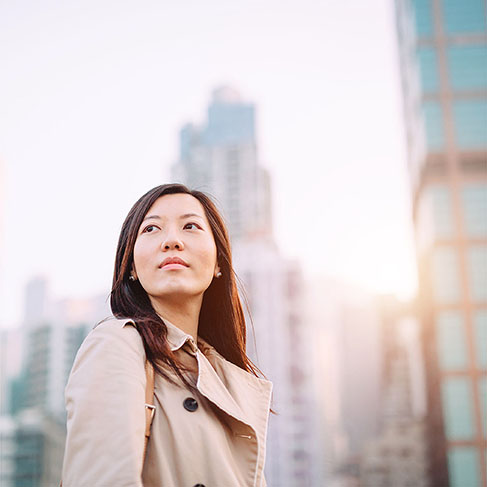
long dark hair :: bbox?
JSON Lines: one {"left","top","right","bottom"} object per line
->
{"left": 110, "top": 183, "right": 262, "bottom": 389}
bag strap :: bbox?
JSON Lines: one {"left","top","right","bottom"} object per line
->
{"left": 143, "top": 359, "right": 155, "bottom": 459}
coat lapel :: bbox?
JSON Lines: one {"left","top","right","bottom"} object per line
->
{"left": 195, "top": 339, "right": 273, "bottom": 451}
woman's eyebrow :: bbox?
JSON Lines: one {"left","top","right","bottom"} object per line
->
{"left": 142, "top": 215, "right": 161, "bottom": 223}
{"left": 141, "top": 213, "right": 204, "bottom": 223}
{"left": 180, "top": 213, "right": 204, "bottom": 220}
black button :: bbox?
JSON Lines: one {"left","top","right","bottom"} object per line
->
{"left": 183, "top": 397, "right": 198, "bottom": 412}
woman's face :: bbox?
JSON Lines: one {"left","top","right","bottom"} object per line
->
{"left": 132, "top": 193, "right": 220, "bottom": 304}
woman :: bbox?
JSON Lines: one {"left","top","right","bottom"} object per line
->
{"left": 61, "top": 183, "right": 273, "bottom": 487}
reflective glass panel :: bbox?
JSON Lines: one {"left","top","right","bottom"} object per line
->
{"left": 412, "top": 0, "right": 434, "bottom": 36}
{"left": 442, "top": 0, "right": 487, "bottom": 34}
{"left": 447, "top": 447, "right": 480, "bottom": 487}
{"left": 423, "top": 101, "right": 445, "bottom": 150}
{"left": 479, "top": 377, "right": 486, "bottom": 437}
{"left": 431, "top": 186, "right": 453, "bottom": 238}
{"left": 436, "top": 311, "right": 467, "bottom": 369}
{"left": 453, "top": 100, "right": 487, "bottom": 149}
{"left": 467, "top": 246, "right": 487, "bottom": 302}
{"left": 473, "top": 310, "right": 487, "bottom": 369}
{"left": 448, "top": 45, "right": 487, "bottom": 91}
{"left": 432, "top": 247, "right": 460, "bottom": 302}
{"left": 418, "top": 47, "right": 439, "bottom": 93}
{"left": 442, "top": 378, "right": 475, "bottom": 440}
{"left": 462, "top": 184, "right": 487, "bottom": 237}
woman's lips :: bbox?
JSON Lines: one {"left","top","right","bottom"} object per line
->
{"left": 161, "top": 263, "right": 187, "bottom": 270}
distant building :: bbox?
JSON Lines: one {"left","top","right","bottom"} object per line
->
{"left": 0, "top": 409, "right": 66, "bottom": 487}
{"left": 23, "top": 276, "right": 49, "bottom": 329}
{"left": 171, "top": 87, "right": 321, "bottom": 486}
{"left": 394, "top": 1, "right": 487, "bottom": 485}
{"left": 360, "top": 419, "right": 429, "bottom": 487}
{"left": 359, "top": 296, "right": 429, "bottom": 487}
{"left": 1, "top": 277, "right": 109, "bottom": 486}
{"left": 173, "top": 86, "right": 273, "bottom": 242}
{"left": 19, "top": 323, "right": 90, "bottom": 419}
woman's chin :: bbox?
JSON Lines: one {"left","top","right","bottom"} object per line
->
{"left": 150, "top": 284, "right": 201, "bottom": 301}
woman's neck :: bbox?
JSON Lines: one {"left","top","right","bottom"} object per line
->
{"left": 150, "top": 294, "right": 202, "bottom": 341}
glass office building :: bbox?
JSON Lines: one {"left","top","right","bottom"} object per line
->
{"left": 394, "top": 0, "right": 487, "bottom": 486}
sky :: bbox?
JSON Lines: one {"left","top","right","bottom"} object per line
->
{"left": 0, "top": 0, "right": 418, "bottom": 328}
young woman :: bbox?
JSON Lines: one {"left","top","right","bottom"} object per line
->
{"left": 61, "top": 183, "right": 273, "bottom": 487}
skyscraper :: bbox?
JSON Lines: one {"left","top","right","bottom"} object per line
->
{"left": 394, "top": 1, "right": 487, "bottom": 485}
{"left": 171, "top": 87, "right": 321, "bottom": 486}
{"left": 173, "top": 86, "right": 273, "bottom": 242}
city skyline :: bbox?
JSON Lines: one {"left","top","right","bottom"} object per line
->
{"left": 1, "top": 0, "right": 417, "bottom": 328}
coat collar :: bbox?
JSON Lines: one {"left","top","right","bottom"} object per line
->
{"left": 156, "top": 315, "right": 273, "bottom": 459}
{"left": 157, "top": 314, "right": 197, "bottom": 352}
{"left": 111, "top": 315, "right": 273, "bottom": 456}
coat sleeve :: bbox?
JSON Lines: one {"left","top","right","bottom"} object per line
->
{"left": 61, "top": 320, "right": 147, "bottom": 487}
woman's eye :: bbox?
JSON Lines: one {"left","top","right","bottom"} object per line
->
{"left": 143, "top": 225, "right": 158, "bottom": 233}
{"left": 184, "top": 222, "right": 200, "bottom": 230}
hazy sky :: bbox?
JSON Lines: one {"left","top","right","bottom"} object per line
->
{"left": 0, "top": 0, "right": 417, "bottom": 327}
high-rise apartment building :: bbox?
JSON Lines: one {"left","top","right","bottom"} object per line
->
{"left": 0, "top": 278, "right": 109, "bottom": 486}
{"left": 171, "top": 87, "right": 321, "bottom": 486}
{"left": 394, "top": 1, "right": 487, "bottom": 485}
{"left": 173, "top": 86, "right": 273, "bottom": 242}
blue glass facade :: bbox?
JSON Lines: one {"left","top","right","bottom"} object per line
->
{"left": 467, "top": 246, "right": 487, "bottom": 302}
{"left": 442, "top": 378, "right": 475, "bottom": 440}
{"left": 447, "top": 447, "right": 480, "bottom": 487}
{"left": 474, "top": 310, "right": 487, "bottom": 369}
{"left": 397, "top": 0, "right": 487, "bottom": 483}
{"left": 411, "top": 0, "right": 434, "bottom": 36}
{"left": 462, "top": 184, "right": 487, "bottom": 237}
{"left": 453, "top": 100, "right": 487, "bottom": 149}
{"left": 429, "top": 185, "right": 453, "bottom": 237}
{"left": 436, "top": 311, "right": 467, "bottom": 369}
{"left": 447, "top": 45, "right": 487, "bottom": 91}
{"left": 418, "top": 47, "right": 439, "bottom": 93}
{"left": 422, "top": 101, "right": 445, "bottom": 149}
{"left": 442, "top": 0, "right": 487, "bottom": 35}
{"left": 204, "top": 102, "right": 255, "bottom": 146}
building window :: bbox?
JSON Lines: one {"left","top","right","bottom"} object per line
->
{"left": 479, "top": 377, "right": 487, "bottom": 438}
{"left": 447, "top": 45, "right": 487, "bottom": 91}
{"left": 431, "top": 186, "right": 454, "bottom": 238}
{"left": 417, "top": 186, "right": 453, "bottom": 250}
{"left": 442, "top": 378, "right": 475, "bottom": 440}
{"left": 412, "top": 0, "right": 434, "bottom": 37}
{"left": 467, "top": 246, "right": 487, "bottom": 302}
{"left": 442, "top": 0, "right": 487, "bottom": 34}
{"left": 447, "top": 447, "right": 480, "bottom": 487}
{"left": 453, "top": 100, "right": 487, "bottom": 149}
{"left": 473, "top": 310, "right": 487, "bottom": 369}
{"left": 436, "top": 311, "right": 467, "bottom": 370}
{"left": 462, "top": 184, "right": 487, "bottom": 237}
{"left": 432, "top": 247, "right": 460, "bottom": 303}
{"left": 417, "top": 47, "right": 439, "bottom": 93}
{"left": 422, "top": 101, "right": 445, "bottom": 150}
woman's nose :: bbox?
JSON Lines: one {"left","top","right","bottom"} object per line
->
{"left": 161, "top": 231, "right": 184, "bottom": 250}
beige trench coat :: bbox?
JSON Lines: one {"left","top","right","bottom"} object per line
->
{"left": 61, "top": 316, "right": 273, "bottom": 487}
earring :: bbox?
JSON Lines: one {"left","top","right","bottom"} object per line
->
{"left": 216, "top": 271, "right": 222, "bottom": 278}
{"left": 129, "top": 275, "right": 136, "bottom": 281}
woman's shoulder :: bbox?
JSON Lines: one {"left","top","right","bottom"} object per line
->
{"left": 75, "top": 315, "right": 145, "bottom": 363}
